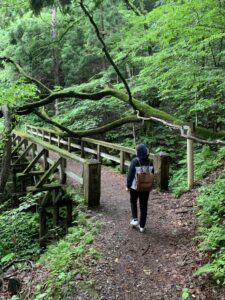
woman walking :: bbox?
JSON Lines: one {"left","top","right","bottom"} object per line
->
{"left": 126, "top": 144, "right": 154, "bottom": 233}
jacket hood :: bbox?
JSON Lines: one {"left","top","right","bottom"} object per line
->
{"left": 136, "top": 144, "right": 149, "bottom": 161}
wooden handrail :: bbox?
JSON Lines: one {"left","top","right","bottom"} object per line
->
{"left": 12, "top": 130, "right": 102, "bottom": 205}
{"left": 24, "top": 124, "right": 170, "bottom": 190}
{"left": 25, "top": 124, "right": 140, "bottom": 155}
{"left": 15, "top": 129, "right": 85, "bottom": 164}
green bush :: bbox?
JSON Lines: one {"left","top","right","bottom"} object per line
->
{"left": 0, "top": 203, "right": 39, "bottom": 262}
{"left": 30, "top": 215, "right": 100, "bottom": 299}
{"left": 170, "top": 145, "right": 225, "bottom": 196}
{"left": 194, "top": 172, "right": 225, "bottom": 283}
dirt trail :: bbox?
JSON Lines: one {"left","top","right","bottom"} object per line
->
{"left": 1, "top": 155, "right": 224, "bottom": 299}
{"left": 75, "top": 166, "right": 224, "bottom": 300}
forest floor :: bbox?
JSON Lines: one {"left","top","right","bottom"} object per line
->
{"left": 70, "top": 165, "right": 225, "bottom": 300}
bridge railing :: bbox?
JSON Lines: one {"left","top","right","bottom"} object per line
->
{"left": 25, "top": 124, "right": 170, "bottom": 190}
{"left": 13, "top": 130, "right": 101, "bottom": 207}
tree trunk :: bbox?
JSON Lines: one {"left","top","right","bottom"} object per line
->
{"left": 100, "top": 4, "right": 107, "bottom": 70}
{"left": 0, "top": 105, "right": 12, "bottom": 196}
{"left": 52, "top": 4, "right": 60, "bottom": 115}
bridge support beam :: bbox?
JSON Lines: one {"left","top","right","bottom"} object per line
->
{"left": 83, "top": 160, "right": 101, "bottom": 207}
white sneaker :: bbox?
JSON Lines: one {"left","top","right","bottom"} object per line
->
{"left": 139, "top": 227, "right": 145, "bottom": 233}
{"left": 130, "top": 219, "right": 139, "bottom": 226}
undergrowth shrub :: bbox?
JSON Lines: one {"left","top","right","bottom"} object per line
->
{"left": 29, "top": 209, "right": 100, "bottom": 299}
{"left": 0, "top": 194, "right": 41, "bottom": 263}
{"left": 194, "top": 171, "right": 225, "bottom": 284}
{"left": 170, "top": 145, "right": 225, "bottom": 197}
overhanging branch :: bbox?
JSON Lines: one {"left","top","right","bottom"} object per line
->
{"left": 136, "top": 111, "right": 225, "bottom": 145}
{"left": 33, "top": 109, "right": 80, "bottom": 137}
{"left": 79, "top": 0, "right": 138, "bottom": 112}
{"left": 34, "top": 108, "right": 141, "bottom": 137}
{"left": 0, "top": 57, "right": 52, "bottom": 93}
{"left": 16, "top": 89, "right": 113, "bottom": 113}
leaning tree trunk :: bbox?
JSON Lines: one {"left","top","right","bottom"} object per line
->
{"left": 0, "top": 105, "right": 12, "bottom": 196}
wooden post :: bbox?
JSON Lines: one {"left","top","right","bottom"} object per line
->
{"left": 81, "top": 140, "right": 85, "bottom": 158}
{"left": 120, "top": 150, "right": 125, "bottom": 174}
{"left": 153, "top": 152, "right": 170, "bottom": 190}
{"left": 53, "top": 205, "right": 59, "bottom": 227}
{"left": 68, "top": 137, "right": 71, "bottom": 152}
{"left": 31, "top": 144, "right": 37, "bottom": 159}
{"left": 49, "top": 132, "right": 52, "bottom": 144}
{"left": 23, "top": 139, "right": 28, "bottom": 151}
{"left": 187, "top": 124, "right": 194, "bottom": 189}
{"left": 97, "top": 144, "right": 101, "bottom": 161}
{"left": 43, "top": 149, "right": 49, "bottom": 171}
{"left": 83, "top": 160, "right": 101, "bottom": 207}
{"left": 60, "top": 158, "right": 67, "bottom": 184}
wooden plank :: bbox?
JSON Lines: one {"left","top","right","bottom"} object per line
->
{"left": 70, "top": 142, "right": 81, "bottom": 150}
{"left": 120, "top": 150, "right": 125, "bottom": 174}
{"left": 68, "top": 137, "right": 71, "bottom": 152}
{"left": 97, "top": 144, "right": 101, "bottom": 161}
{"left": 60, "top": 158, "right": 67, "bottom": 184}
{"left": 64, "top": 170, "right": 83, "bottom": 184}
{"left": 26, "top": 183, "right": 62, "bottom": 193}
{"left": 40, "top": 190, "right": 52, "bottom": 207}
{"left": 11, "top": 135, "right": 20, "bottom": 146}
{"left": 124, "top": 160, "right": 131, "bottom": 167}
{"left": 16, "top": 171, "right": 45, "bottom": 178}
{"left": 26, "top": 125, "right": 135, "bottom": 153}
{"left": 53, "top": 205, "right": 60, "bottom": 227}
{"left": 43, "top": 149, "right": 49, "bottom": 171}
{"left": 83, "top": 160, "right": 101, "bottom": 207}
{"left": 83, "top": 146, "right": 97, "bottom": 155}
{"left": 14, "top": 130, "right": 85, "bottom": 164}
{"left": 11, "top": 139, "right": 26, "bottom": 156}
{"left": 100, "top": 152, "right": 120, "bottom": 163}
{"left": 23, "top": 149, "right": 47, "bottom": 174}
{"left": 35, "top": 158, "right": 62, "bottom": 188}
{"left": 25, "top": 125, "right": 155, "bottom": 158}
{"left": 13, "top": 143, "right": 34, "bottom": 165}
{"left": 81, "top": 141, "right": 85, "bottom": 158}
{"left": 11, "top": 163, "right": 29, "bottom": 168}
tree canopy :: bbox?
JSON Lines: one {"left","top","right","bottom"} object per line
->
{"left": 1, "top": 0, "right": 225, "bottom": 143}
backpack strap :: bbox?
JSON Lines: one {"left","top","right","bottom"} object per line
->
{"left": 137, "top": 158, "right": 152, "bottom": 173}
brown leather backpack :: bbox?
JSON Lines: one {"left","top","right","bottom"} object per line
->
{"left": 136, "top": 159, "right": 154, "bottom": 192}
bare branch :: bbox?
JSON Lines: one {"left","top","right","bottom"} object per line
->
{"left": 136, "top": 111, "right": 225, "bottom": 145}
{"left": 79, "top": 0, "right": 138, "bottom": 112}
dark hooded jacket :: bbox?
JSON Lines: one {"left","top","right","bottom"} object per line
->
{"left": 127, "top": 144, "right": 154, "bottom": 190}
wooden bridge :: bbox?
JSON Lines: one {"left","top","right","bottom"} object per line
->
{"left": 10, "top": 124, "right": 170, "bottom": 246}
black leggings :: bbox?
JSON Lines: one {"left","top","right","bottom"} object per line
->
{"left": 130, "top": 189, "right": 150, "bottom": 228}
